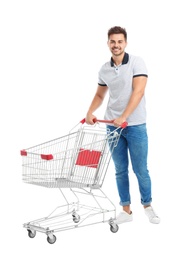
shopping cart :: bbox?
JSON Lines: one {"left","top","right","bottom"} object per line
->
{"left": 21, "top": 118, "right": 127, "bottom": 244}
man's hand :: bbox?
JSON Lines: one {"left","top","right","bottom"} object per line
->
{"left": 113, "top": 116, "right": 126, "bottom": 127}
{"left": 85, "top": 114, "right": 97, "bottom": 125}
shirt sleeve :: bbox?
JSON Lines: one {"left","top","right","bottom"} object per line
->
{"left": 98, "top": 66, "right": 107, "bottom": 86}
{"left": 133, "top": 56, "right": 148, "bottom": 78}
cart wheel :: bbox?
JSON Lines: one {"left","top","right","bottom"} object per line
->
{"left": 110, "top": 224, "right": 119, "bottom": 233}
{"left": 73, "top": 215, "right": 80, "bottom": 223}
{"left": 72, "top": 211, "right": 80, "bottom": 223}
{"left": 27, "top": 229, "right": 36, "bottom": 238}
{"left": 47, "top": 235, "right": 57, "bottom": 244}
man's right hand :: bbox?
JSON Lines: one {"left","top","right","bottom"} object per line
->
{"left": 85, "top": 114, "right": 97, "bottom": 125}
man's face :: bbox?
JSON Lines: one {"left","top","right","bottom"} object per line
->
{"left": 107, "top": 33, "right": 127, "bottom": 56}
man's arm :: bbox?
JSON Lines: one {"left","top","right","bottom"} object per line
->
{"left": 86, "top": 85, "right": 108, "bottom": 124}
{"left": 113, "top": 76, "right": 147, "bottom": 126}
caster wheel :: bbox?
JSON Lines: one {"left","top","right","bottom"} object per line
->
{"left": 47, "top": 235, "right": 57, "bottom": 244}
{"left": 73, "top": 215, "right": 80, "bottom": 223}
{"left": 72, "top": 211, "right": 80, "bottom": 223}
{"left": 27, "top": 229, "right": 36, "bottom": 238}
{"left": 110, "top": 224, "right": 119, "bottom": 233}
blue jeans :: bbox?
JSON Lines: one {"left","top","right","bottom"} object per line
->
{"left": 107, "top": 123, "right": 152, "bottom": 206}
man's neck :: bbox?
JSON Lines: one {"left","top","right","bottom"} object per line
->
{"left": 112, "top": 52, "right": 125, "bottom": 66}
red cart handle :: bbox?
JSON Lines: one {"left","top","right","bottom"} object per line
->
{"left": 80, "top": 118, "right": 128, "bottom": 129}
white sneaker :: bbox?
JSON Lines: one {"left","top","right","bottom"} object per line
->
{"left": 145, "top": 206, "right": 160, "bottom": 224}
{"left": 114, "top": 211, "right": 133, "bottom": 224}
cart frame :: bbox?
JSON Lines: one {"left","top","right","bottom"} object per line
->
{"left": 21, "top": 119, "right": 127, "bottom": 243}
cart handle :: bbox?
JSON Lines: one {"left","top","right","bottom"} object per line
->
{"left": 80, "top": 118, "right": 128, "bottom": 129}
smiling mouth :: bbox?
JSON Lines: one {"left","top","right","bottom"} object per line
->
{"left": 112, "top": 48, "right": 120, "bottom": 51}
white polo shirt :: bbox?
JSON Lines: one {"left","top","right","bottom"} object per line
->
{"left": 98, "top": 52, "right": 148, "bottom": 126}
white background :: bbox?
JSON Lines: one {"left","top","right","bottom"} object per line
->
{"left": 1, "top": 0, "right": 188, "bottom": 259}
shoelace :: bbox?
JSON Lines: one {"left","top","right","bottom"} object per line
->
{"left": 146, "top": 208, "right": 158, "bottom": 219}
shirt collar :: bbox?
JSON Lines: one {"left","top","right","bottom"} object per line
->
{"left": 110, "top": 52, "right": 129, "bottom": 67}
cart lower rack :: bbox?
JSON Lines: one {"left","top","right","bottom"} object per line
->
{"left": 21, "top": 119, "right": 127, "bottom": 243}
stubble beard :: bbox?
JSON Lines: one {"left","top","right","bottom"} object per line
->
{"left": 111, "top": 49, "right": 124, "bottom": 57}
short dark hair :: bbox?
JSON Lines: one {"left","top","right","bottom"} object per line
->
{"left": 108, "top": 26, "right": 127, "bottom": 41}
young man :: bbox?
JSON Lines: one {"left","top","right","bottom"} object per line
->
{"left": 85, "top": 26, "right": 160, "bottom": 224}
